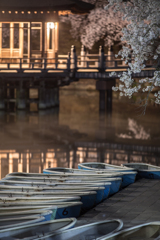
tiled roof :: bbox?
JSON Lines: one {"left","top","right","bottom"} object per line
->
{"left": 0, "top": 0, "right": 94, "bottom": 13}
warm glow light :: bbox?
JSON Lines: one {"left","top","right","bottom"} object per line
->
{"left": 15, "top": 11, "right": 18, "bottom": 14}
{"left": 8, "top": 11, "right": 11, "bottom": 14}
{"left": 41, "top": 11, "right": 43, "bottom": 14}
{"left": 2, "top": 11, "right": 5, "bottom": 14}
{"left": 21, "top": 11, "right": 24, "bottom": 14}
{"left": 47, "top": 22, "right": 55, "bottom": 29}
{"left": 34, "top": 11, "right": 37, "bottom": 14}
{"left": 28, "top": 11, "right": 31, "bottom": 14}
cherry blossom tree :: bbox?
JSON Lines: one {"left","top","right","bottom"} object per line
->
{"left": 106, "top": 0, "right": 160, "bottom": 111}
{"left": 61, "top": 0, "right": 127, "bottom": 49}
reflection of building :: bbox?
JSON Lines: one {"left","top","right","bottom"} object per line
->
{"left": 1, "top": 142, "right": 160, "bottom": 179}
{"left": 0, "top": 0, "right": 93, "bottom": 60}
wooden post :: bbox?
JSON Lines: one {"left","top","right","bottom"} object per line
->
{"left": 10, "top": 23, "right": 14, "bottom": 59}
{"left": 67, "top": 52, "right": 70, "bottom": 71}
{"left": 99, "top": 90, "right": 106, "bottom": 113}
{"left": 80, "top": 45, "right": 86, "bottom": 67}
{"left": 0, "top": 23, "right": 2, "bottom": 58}
{"left": 99, "top": 45, "right": 105, "bottom": 72}
{"left": 0, "top": 80, "right": 5, "bottom": 110}
{"left": 19, "top": 23, "right": 23, "bottom": 58}
{"left": 29, "top": 22, "right": 32, "bottom": 60}
{"left": 41, "top": 21, "right": 45, "bottom": 58}
{"left": 17, "top": 81, "right": 26, "bottom": 110}
{"left": 71, "top": 45, "right": 77, "bottom": 71}
{"left": 106, "top": 89, "right": 112, "bottom": 115}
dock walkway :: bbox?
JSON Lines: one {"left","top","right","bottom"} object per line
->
{"left": 76, "top": 178, "right": 160, "bottom": 229}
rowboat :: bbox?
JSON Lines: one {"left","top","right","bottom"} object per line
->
{"left": 0, "top": 182, "right": 106, "bottom": 205}
{"left": 99, "top": 221, "right": 160, "bottom": 239}
{"left": 78, "top": 162, "right": 134, "bottom": 172}
{"left": 78, "top": 163, "right": 137, "bottom": 188}
{"left": 0, "top": 209, "right": 54, "bottom": 221}
{"left": 122, "top": 162, "right": 160, "bottom": 179}
{"left": 33, "top": 219, "right": 123, "bottom": 240}
{"left": 0, "top": 206, "right": 58, "bottom": 218}
{"left": 3, "top": 175, "right": 121, "bottom": 197}
{"left": 0, "top": 201, "right": 83, "bottom": 219}
{"left": 3, "top": 175, "right": 121, "bottom": 196}
{"left": 0, "top": 215, "right": 45, "bottom": 230}
{"left": 0, "top": 196, "right": 81, "bottom": 203}
{"left": 42, "top": 167, "right": 136, "bottom": 188}
{"left": 0, "top": 218, "right": 77, "bottom": 240}
{"left": 6, "top": 171, "right": 122, "bottom": 179}
{"left": 43, "top": 167, "right": 123, "bottom": 178}
{"left": 0, "top": 191, "right": 97, "bottom": 212}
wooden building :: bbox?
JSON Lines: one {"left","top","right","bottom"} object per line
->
{"left": 0, "top": 0, "right": 93, "bottom": 61}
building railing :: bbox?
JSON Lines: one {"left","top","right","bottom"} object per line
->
{"left": 0, "top": 45, "right": 154, "bottom": 74}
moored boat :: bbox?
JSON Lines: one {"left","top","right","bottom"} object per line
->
{"left": 0, "top": 191, "right": 97, "bottom": 212}
{"left": 78, "top": 162, "right": 134, "bottom": 172}
{"left": 0, "top": 196, "right": 81, "bottom": 203}
{"left": 0, "top": 201, "right": 83, "bottom": 219}
{"left": 42, "top": 167, "right": 136, "bottom": 188}
{"left": 0, "top": 215, "right": 45, "bottom": 230}
{"left": 122, "top": 162, "right": 160, "bottom": 179}
{"left": 43, "top": 167, "right": 123, "bottom": 178}
{"left": 0, "top": 182, "right": 106, "bottom": 206}
{"left": 0, "top": 218, "right": 77, "bottom": 240}
{"left": 99, "top": 221, "right": 160, "bottom": 239}
{"left": 2, "top": 175, "right": 121, "bottom": 196}
{"left": 78, "top": 163, "right": 137, "bottom": 187}
{"left": 33, "top": 219, "right": 123, "bottom": 240}
{"left": 0, "top": 209, "right": 54, "bottom": 221}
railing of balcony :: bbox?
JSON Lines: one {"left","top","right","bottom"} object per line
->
{"left": 0, "top": 45, "right": 154, "bottom": 73}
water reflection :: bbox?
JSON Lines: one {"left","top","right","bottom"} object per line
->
{"left": 117, "top": 118, "right": 150, "bottom": 140}
{"left": 0, "top": 89, "right": 160, "bottom": 179}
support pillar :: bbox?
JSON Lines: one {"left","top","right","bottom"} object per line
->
{"left": 99, "top": 90, "right": 106, "bottom": 113}
{"left": 51, "top": 88, "right": 56, "bottom": 107}
{"left": 17, "top": 82, "right": 26, "bottom": 110}
{"left": 45, "top": 88, "right": 52, "bottom": 108}
{"left": 38, "top": 81, "right": 46, "bottom": 110}
{"left": 9, "top": 87, "right": 15, "bottom": 111}
{"left": 106, "top": 89, "right": 112, "bottom": 115}
{"left": 96, "top": 79, "right": 115, "bottom": 115}
{"left": 0, "top": 88, "right": 5, "bottom": 110}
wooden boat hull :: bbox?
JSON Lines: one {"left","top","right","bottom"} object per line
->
{"left": 122, "top": 163, "right": 160, "bottom": 179}
{"left": 0, "top": 218, "right": 77, "bottom": 240}
{"left": 34, "top": 219, "right": 123, "bottom": 240}
{"left": 100, "top": 221, "right": 160, "bottom": 239}
{"left": 0, "top": 201, "right": 83, "bottom": 219}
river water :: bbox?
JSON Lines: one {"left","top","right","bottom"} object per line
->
{"left": 0, "top": 89, "right": 160, "bottom": 179}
